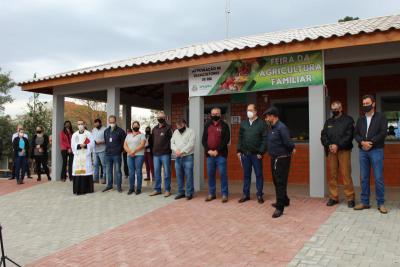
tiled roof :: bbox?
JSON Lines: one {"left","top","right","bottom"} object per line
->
{"left": 19, "top": 14, "right": 400, "bottom": 85}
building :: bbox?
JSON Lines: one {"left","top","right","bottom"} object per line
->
{"left": 19, "top": 14, "right": 400, "bottom": 197}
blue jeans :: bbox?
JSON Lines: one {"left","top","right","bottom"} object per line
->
{"left": 359, "top": 148, "right": 385, "bottom": 206}
{"left": 241, "top": 154, "right": 264, "bottom": 198}
{"left": 127, "top": 155, "right": 145, "bottom": 191}
{"left": 153, "top": 154, "right": 171, "bottom": 193}
{"left": 207, "top": 156, "right": 228, "bottom": 197}
{"left": 15, "top": 156, "right": 27, "bottom": 181}
{"left": 175, "top": 154, "right": 194, "bottom": 196}
{"left": 105, "top": 154, "right": 122, "bottom": 189}
{"left": 93, "top": 151, "right": 106, "bottom": 181}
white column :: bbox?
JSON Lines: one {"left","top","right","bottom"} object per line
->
{"left": 51, "top": 94, "right": 65, "bottom": 181}
{"left": 347, "top": 76, "right": 360, "bottom": 187}
{"left": 189, "top": 96, "right": 204, "bottom": 191}
{"left": 121, "top": 105, "right": 132, "bottom": 131}
{"left": 107, "top": 87, "right": 120, "bottom": 122}
{"left": 309, "top": 85, "right": 326, "bottom": 197}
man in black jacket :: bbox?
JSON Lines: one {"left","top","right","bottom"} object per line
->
{"left": 202, "top": 107, "right": 230, "bottom": 203}
{"left": 353, "top": 95, "right": 388, "bottom": 214}
{"left": 264, "top": 107, "right": 295, "bottom": 218}
{"left": 321, "top": 101, "right": 355, "bottom": 208}
{"left": 12, "top": 128, "right": 29, "bottom": 184}
{"left": 237, "top": 104, "right": 267, "bottom": 204}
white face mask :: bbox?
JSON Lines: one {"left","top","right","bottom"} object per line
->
{"left": 247, "top": 111, "right": 254, "bottom": 119}
{"left": 109, "top": 123, "right": 116, "bottom": 128}
{"left": 78, "top": 125, "right": 85, "bottom": 131}
{"left": 19, "top": 133, "right": 24, "bottom": 137}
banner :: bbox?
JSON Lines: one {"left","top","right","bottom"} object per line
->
{"left": 189, "top": 50, "right": 324, "bottom": 97}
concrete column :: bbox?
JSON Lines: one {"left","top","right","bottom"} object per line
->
{"left": 51, "top": 94, "right": 65, "bottom": 181}
{"left": 346, "top": 76, "right": 361, "bottom": 186}
{"left": 309, "top": 85, "right": 326, "bottom": 197}
{"left": 107, "top": 87, "right": 120, "bottom": 123}
{"left": 163, "top": 85, "right": 171, "bottom": 120}
{"left": 189, "top": 96, "right": 204, "bottom": 191}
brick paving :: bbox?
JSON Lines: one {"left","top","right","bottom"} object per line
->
{"left": 27, "top": 194, "right": 334, "bottom": 267}
{"left": 0, "top": 176, "right": 46, "bottom": 196}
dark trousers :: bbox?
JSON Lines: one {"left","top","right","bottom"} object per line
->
{"left": 34, "top": 155, "right": 50, "bottom": 180}
{"left": 241, "top": 154, "right": 264, "bottom": 198}
{"left": 15, "top": 156, "right": 27, "bottom": 182}
{"left": 61, "top": 150, "right": 73, "bottom": 180}
{"left": 11, "top": 156, "right": 31, "bottom": 178}
{"left": 271, "top": 156, "right": 291, "bottom": 211}
{"left": 123, "top": 152, "right": 129, "bottom": 176}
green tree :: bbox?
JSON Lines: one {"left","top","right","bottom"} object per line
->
{"left": 0, "top": 115, "right": 16, "bottom": 159}
{"left": 0, "top": 68, "right": 15, "bottom": 113}
{"left": 338, "top": 16, "right": 359, "bottom": 22}
{"left": 21, "top": 93, "right": 52, "bottom": 137}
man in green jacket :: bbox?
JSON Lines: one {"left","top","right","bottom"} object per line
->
{"left": 237, "top": 104, "right": 268, "bottom": 204}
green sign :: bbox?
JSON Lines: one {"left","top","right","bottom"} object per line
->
{"left": 189, "top": 50, "right": 324, "bottom": 97}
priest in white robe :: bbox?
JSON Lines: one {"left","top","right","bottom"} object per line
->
{"left": 71, "top": 120, "right": 94, "bottom": 195}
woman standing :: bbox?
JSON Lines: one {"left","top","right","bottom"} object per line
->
{"left": 144, "top": 126, "right": 154, "bottom": 181}
{"left": 12, "top": 128, "right": 29, "bottom": 185}
{"left": 31, "top": 126, "right": 51, "bottom": 181}
{"left": 71, "top": 120, "right": 94, "bottom": 195}
{"left": 60, "top": 120, "right": 73, "bottom": 182}
{"left": 124, "top": 121, "right": 146, "bottom": 195}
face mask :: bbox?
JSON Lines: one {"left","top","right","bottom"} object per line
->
{"left": 109, "top": 123, "right": 116, "bottom": 128}
{"left": 36, "top": 130, "right": 42, "bottom": 134}
{"left": 362, "top": 105, "right": 373, "bottom": 113}
{"left": 96, "top": 125, "right": 101, "bottom": 129}
{"left": 211, "top": 116, "right": 220, "bottom": 121}
{"left": 247, "top": 111, "right": 254, "bottom": 119}
{"left": 178, "top": 127, "right": 186, "bottom": 134}
{"left": 157, "top": 118, "right": 165, "bottom": 124}
{"left": 132, "top": 127, "right": 140, "bottom": 132}
{"left": 19, "top": 133, "right": 24, "bottom": 137}
{"left": 145, "top": 130, "right": 150, "bottom": 134}
{"left": 78, "top": 125, "right": 85, "bottom": 131}
{"left": 332, "top": 111, "right": 340, "bottom": 117}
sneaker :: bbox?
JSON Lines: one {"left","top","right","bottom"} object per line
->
{"left": 378, "top": 205, "right": 388, "bottom": 214}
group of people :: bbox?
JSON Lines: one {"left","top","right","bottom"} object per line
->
{"left": 8, "top": 125, "right": 52, "bottom": 184}
{"left": 6, "top": 93, "right": 389, "bottom": 218}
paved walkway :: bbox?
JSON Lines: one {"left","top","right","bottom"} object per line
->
{"left": 1, "top": 179, "right": 400, "bottom": 266}
{"left": 0, "top": 177, "right": 46, "bottom": 196}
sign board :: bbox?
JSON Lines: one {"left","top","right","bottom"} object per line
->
{"left": 189, "top": 50, "right": 324, "bottom": 97}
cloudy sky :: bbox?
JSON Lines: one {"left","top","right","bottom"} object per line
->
{"left": 1, "top": 0, "right": 400, "bottom": 116}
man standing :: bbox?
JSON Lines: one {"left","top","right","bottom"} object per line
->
{"left": 149, "top": 111, "right": 173, "bottom": 197}
{"left": 354, "top": 95, "right": 388, "bottom": 214}
{"left": 102, "top": 115, "right": 126, "bottom": 193}
{"left": 264, "top": 107, "right": 295, "bottom": 218}
{"left": 321, "top": 101, "right": 356, "bottom": 208}
{"left": 10, "top": 124, "right": 29, "bottom": 180}
{"left": 202, "top": 107, "right": 230, "bottom": 203}
{"left": 237, "top": 104, "right": 267, "bottom": 204}
{"left": 12, "top": 128, "right": 29, "bottom": 185}
{"left": 92, "top": 119, "right": 107, "bottom": 184}
{"left": 171, "top": 119, "right": 196, "bottom": 200}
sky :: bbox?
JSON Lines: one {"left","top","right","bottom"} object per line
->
{"left": 1, "top": 0, "right": 400, "bottom": 117}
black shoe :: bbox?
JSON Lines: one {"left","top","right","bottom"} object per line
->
{"left": 186, "top": 195, "right": 193, "bottom": 200}
{"left": 47, "top": 176, "right": 52, "bottom": 181}
{"left": 8, "top": 177, "right": 15, "bottom": 180}
{"left": 205, "top": 195, "right": 216, "bottom": 202}
{"left": 347, "top": 200, "right": 355, "bottom": 208}
{"left": 102, "top": 187, "right": 112, "bottom": 192}
{"left": 37, "top": 177, "right": 41, "bottom": 182}
{"left": 117, "top": 188, "right": 122, "bottom": 193}
{"left": 175, "top": 194, "right": 185, "bottom": 200}
{"left": 127, "top": 189, "right": 135, "bottom": 195}
{"left": 272, "top": 209, "right": 283, "bottom": 218}
{"left": 143, "top": 178, "right": 150, "bottom": 181}
{"left": 135, "top": 190, "right": 141, "bottom": 195}
{"left": 28, "top": 176, "right": 33, "bottom": 179}
{"left": 238, "top": 196, "right": 250, "bottom": 203}
{"left": 257, "top": 196, "right": 264, "bottom": 204}
{"left": 326, "top": 199, "right": 339, "bottom": 206}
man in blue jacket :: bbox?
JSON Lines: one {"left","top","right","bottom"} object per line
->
{"left": 264, "top": 107, "right": 295, "bottom": 218}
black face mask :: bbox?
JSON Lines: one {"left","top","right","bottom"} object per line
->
{"left": 178, "top": 127, "right": 186, "bottom": 134}
{"left": 36, "top": 131, "right": 42, "bottom": 134}
{"left": 157, "top": 118, "right": 165, "bottom": 124}
{"left": 145, "top": 130, "right": 150, "bottom": 134}
{"left": 332, "top": 111, "right": 340, "bottom": 117}
{"left": 211, "top": 116, "right": 220, "bottom": 121}
{"left": 132, "top": 127, "right": 140, "bottom": 132}
{"left": 362, "top": 105, "right": 373, "bottom": 113}
{"left": 96, "top": 125, "right": 102, "bottom": 129}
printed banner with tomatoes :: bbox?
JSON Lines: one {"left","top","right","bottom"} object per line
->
{"left": 188, "top": 50, "right": 324, "bottom": 97}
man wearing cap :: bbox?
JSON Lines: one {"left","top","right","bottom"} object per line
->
{"left": 237, "top": 104, "right": 267, "bottom": 204}
{"left": 264, "top": 106, "right": 295, "bottom": 218}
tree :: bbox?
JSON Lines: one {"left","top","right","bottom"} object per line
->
{"left": 64, "top": 100, "right": 107, "bottom": 130}
{"left": 0, "top": 115, "right": 16, "bottom": 159}
{"left": 338, "top": 16, "right": 359, "bottom": 22}
{"left": 21, "top": 93, "right": 52, "bottom": 137}
{"left": 0, "top": 68, "right": 15, "bottom": 113}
